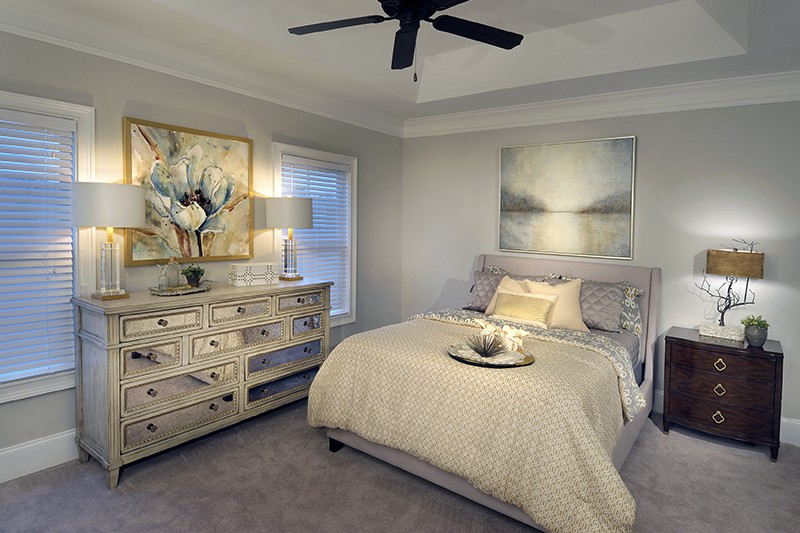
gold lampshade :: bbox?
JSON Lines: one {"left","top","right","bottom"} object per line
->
{"left": 706, "top": 249, "right": 764, "bottom": 279}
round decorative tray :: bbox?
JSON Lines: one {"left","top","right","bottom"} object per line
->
{"left": 448, "top": 343, "right": 534, "bottom": 368}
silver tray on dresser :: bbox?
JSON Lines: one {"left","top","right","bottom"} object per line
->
{"left": 148, "top": 280, "right": 212, "bottom": 297}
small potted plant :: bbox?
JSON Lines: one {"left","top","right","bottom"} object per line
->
{"left": 180, "top": 264, "right": 205, "bottom": 287}
{"left": 741, "top": 315, "right": 769, "bottom": 348}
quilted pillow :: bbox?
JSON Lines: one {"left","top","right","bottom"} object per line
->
{"left": 463, "top": 269, "right": 546, "bottom": 312}
{"left": 488, "top": 290, "right": 557, "bottom": 328}
{"left": 620, "top": 283, "right": 644, "bottom": 335}
{"left": 579, "top": 280, "right": 624, "bottom": 332}
{"left": 525, "top": 279, "right": 589, "bottom": 332}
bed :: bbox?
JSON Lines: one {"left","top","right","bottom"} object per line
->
{"left": 308, "top": 254, "right": 661, "bottom": 532}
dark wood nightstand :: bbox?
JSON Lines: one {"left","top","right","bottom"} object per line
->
{"left": 663, "top": 326, "right": 783, "bottom": 461}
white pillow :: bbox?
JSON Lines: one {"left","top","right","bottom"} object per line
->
{"left": 485, "top": 276, "right": 527, "bottom": 315}
{"left": 489, "top": 290, "right": 558, "bottom": 328}
{"left": 525, "top": 279, "right": 589, "bottom": 332}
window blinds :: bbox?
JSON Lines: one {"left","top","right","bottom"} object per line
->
{"left": 0, "top": 110, "right": 76, "bottom": 383}
{"left": 280, "top": 154, "right": 351, "bottom": 319}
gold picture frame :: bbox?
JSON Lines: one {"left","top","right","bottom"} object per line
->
{"left": 124, "top": 117, "right": 253, "bottom": 266}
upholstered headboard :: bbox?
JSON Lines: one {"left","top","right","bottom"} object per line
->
{"left": 476, "top": 254, "right": 661, "bottom": 388}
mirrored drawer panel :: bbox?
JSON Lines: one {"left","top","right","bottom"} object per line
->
{"left": 121, "top": 360, "right": 238, "bottom": 414}
{"left": 120, "top": 307, "right": 202, "bottom": 341}
{"left": 246, "top": 338, "right": 324, "bottom": 379}
{"left": 277, "top": 291, "right": 324, "bottom": 314}
{"left": 209, "top": 297, "right": 272, "bottom": 326}
{"left": 292, "top": 313, "right": 323, "bottom": 338}
{"left": 122, "top": 390, "right": 238, "bottom": 453}
{"left": 246, "top": 367, "right": 319, "bottom": 410}
{"left": 121, "top": 340, "right": 181, "bottom": 379}
{"left": 190, "top": 319, "right": 285, "bottom": 361}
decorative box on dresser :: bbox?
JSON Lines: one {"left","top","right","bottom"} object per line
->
{"left": 663, "top": 326, "right": 783, "bottom": 461}
{"left": 72, "top": 279, "right": 332, "bottom": 487}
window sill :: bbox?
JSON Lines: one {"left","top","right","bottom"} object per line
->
{"left": 0, "top": 371, "right": 75, "bottom": 405}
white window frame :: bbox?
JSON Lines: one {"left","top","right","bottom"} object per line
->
{"left": 0, "top": 90, "right": 94, "bottom": 404}
{"left": 272, "top": 142, "right": 357, "bottom": 327}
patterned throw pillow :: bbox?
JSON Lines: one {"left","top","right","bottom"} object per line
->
{"left": 620, "top": 283, "right": 644, "bottom": 336}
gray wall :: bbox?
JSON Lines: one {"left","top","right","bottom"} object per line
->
{"left": 401, "top": 103, "right": 800, "bottom": 422}
{"left": 0, "top": 31, "right": 403, "bottom": 449}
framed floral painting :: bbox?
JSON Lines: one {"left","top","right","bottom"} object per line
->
{"left": 124, "top": 117, "right": 253, "bottom": 266}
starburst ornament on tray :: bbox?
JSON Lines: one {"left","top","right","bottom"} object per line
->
{"left": 465, "top": 333, "right": 507, "bottom": 358}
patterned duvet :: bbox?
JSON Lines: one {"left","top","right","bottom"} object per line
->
{"left": 308, "top": 312, "right": 645, "bottom": 532}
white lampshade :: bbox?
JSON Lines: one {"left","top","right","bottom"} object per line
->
{"left": 71, "top": 182, "right": 145, "bottom": 228}
{"left": 264, "top": 197, "right": 313, "bottom": 229}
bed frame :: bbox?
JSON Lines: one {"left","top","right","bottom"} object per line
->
{"left": 326, "top": 254, "right": 661, "bottom": 529}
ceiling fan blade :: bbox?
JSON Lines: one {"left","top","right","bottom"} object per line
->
{"left": 431, "top": 0, "right": 472, "bottom": 10}
{"left": 289, "top": 15, "right": 385, "bottom": 35}
{"left": 432, "top": 15, "right": 523, "bottom": 50}
{"left": 391, "top": 24, "right": 419, "bottom": 70}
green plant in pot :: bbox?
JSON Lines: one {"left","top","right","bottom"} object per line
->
{"left": 741, "top": 315, "right": 769, "bottom": 348}
{"left": 180, "top": 264, "right": 205, "bottom": 288}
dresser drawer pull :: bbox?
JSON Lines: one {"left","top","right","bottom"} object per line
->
{"left": 236, "top": 306, "right": 246, "bottom": 314}
{"left": 209, "top": 372, "right": 219, "bottom": 380}
{"left": 297, "top": 297, "right": 305, "bottom": 304}
{"left": 303, "top": 373, "right": 311, "bottom": 380}
{"left": 261, "top": 329, "right": 269, "bottom": 336}
{"left": 261, "top": 358, "right": 271, "bottom": 366}
{"left": 209, "top": 403, "right": 219, "bottom": 412}
{"left": 260, "top": 387, "right": 269, "bottom": 394}
{"left": 712, "top": 411, "right": 725, "bottom": 424}
{"left": 713, "top": 358, "right": 727, "bottom": 372}
{"left": 209, "top": 339, "right": 219, "bottom": 347}
{"left": 146, "top": 423, "right": 158, "bottom": 433}
{"left": 146, "top": 388, "right": 158, "bottom": 397}
{"left": 713, "top": 384, "right": 727, "bottom": 396}
{"left": 147, "top": 353, "right": 158, "bottom": 361}
{"left": 157, "top": 318, "right": 168, "bottom": 327}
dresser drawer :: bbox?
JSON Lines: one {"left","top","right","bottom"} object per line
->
{"left": 669, "top": 343, "right": 776, "bottom": 380}
{"left": 120, "top": 307, "right": 202, "bottom": 341}
{"left": 668, "top": 391, "right": 775, "bottom": 440}
{"left": 246, "top": 338, "right": 324, "bottom": 379}
{"left": 122, "top": 390, "right": 238, "bottom": 452}
{"left": 121, "top": 360, "right": 238, "bottom": 415}
{"left": 120, "top": 340, "right": 182, "bottom": 379}
{"left": 668, "top": 365, "right": 776, "bottom": 410}
{"left": 190, "top": 319, "right": 285, "bottom": 361}
{"left": 277, "top": 290, "right": 324, "bottom": 314}
{"left": 246, "top": 367, "right": 319, "bottom": 409}
{"left": 209, "top": 297, "right": 272, "bottom": 326}
{"left": 291, "top": 312, "right": 323, "bottom": 338}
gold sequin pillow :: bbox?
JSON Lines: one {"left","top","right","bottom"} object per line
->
{"left": 524, "top": 279, "right": 589, "bottom": 332}
{"left": 489, "top": 290, "right": 558, "bottom": 328}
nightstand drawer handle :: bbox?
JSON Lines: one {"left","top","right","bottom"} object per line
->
{"left": 712, "top": 411, "right": 725, "bottom": 424}
{"left": 713, "top": 358, "right": 727, "bottom": 372}
{"left": 713, "top": 384, "right": 727, "bottom": 396}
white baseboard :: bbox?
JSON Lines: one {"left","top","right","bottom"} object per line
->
{"left": 0, "top": 430, "right": 78, "bottom": 484}
{"left": 653, "top": 387, "right": 800, "bottom": 448}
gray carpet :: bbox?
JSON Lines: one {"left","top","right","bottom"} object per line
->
{"left": 1, "top": 400, "right": 798, "bottom": 532}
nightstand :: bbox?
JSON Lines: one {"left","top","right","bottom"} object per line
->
{"left": 663, "top": 326, "right": 783, "bottom": 461}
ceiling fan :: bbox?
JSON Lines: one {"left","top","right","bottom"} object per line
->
{"left": 288, "top": 0, "right": 524, "bottom": 70}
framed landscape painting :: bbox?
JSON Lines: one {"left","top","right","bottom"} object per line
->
{"left": 124, "top": 117, "right": 253, "bottom": 266}
{"left": 499, "top": 136, "right": 635, "bottom": 259}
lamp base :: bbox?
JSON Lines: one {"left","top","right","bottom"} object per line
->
{"left": 699, "top": 322, "right": 745, "bottom": 342}
{"left": 91, "top": 291, "right": 130, "bottom": 301}
{"left": 279, "top": 274, "right": 304, "bottom": 281}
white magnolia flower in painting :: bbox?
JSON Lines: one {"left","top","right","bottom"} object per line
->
{"left": 149, "top": 144, "right": 236, "bottom": 256}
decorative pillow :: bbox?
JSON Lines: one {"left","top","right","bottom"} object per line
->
{"left": 485, "top": 276, "right": 528, "bottom": 315}
{"left": 524, "top": 279, "right": 589, "bottom": 332}
{"left": 463, "top": 269, "right": 546, "bottom": 312}
{"left": 578, "top": 280, "right": 624, "bottom": 332}
{"left": 489, "top": 290, "right": 557, "bottom": 328}
{"left": 620, "top": 283, "right": 644, "bottom": 335}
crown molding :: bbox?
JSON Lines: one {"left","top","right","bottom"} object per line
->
{"left": 402, "top": 70, "right": 800, "bottom": 138}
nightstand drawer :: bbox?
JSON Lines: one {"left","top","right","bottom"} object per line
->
{"left": 121, "top": 360, "right": 238, "bottom": 414}
{"left": 668, "top": 365, "right": 775, "bottom": 410}
{"left": 122, "top": 390, "right": 239, "bottom": 452}
{"left": 120, "top": 307, "right": 203, "bottom": 341}
{"left": 190, "top": 319, "right": 285, "bottom": 361}
{"left": 669, "top": 391, "right": 775, "bottom": 439}
{"left": 209, "top": 297, "right": 272, "bottom": 326}
{"left": 669, "top": 343, "right": 776, "bottom": 380}
{"left": 246, "top": 338, "right": 324, "bottom": 379}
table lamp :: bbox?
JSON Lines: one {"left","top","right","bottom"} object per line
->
{"left": 264, "top": 197, "right": 313, "bottom": 281}
{"left": 72, "top": 182, "right": 145, "bottom": 300}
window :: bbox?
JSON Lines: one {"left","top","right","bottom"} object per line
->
{"left": 273, "top": 143, "right": 356, "bottom": 326}
{"left": 0, "top": 91, "right": 93, "bottom": 402}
